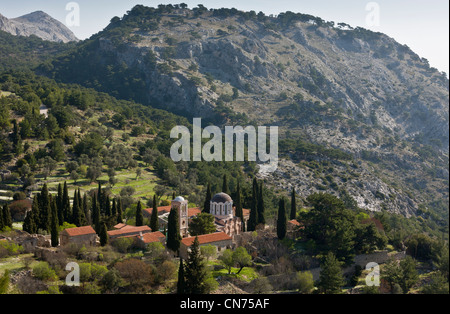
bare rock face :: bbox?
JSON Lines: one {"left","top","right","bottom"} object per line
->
{"left": 0, "top": 11, "right": 78, "bottom": 43}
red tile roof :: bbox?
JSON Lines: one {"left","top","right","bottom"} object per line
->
{"left": 143, "top": 206, "right": 172, "bottom": 216}
{"left": 188, "top": 207, "right": 202, "bottom": 217}
{"left": 140, "top": 231, "right": 166, "bottom": 244}
{"left": 63, "top": 226, "right": 96, "bottom": 237}
{"left": 107, "top": 225, "right": 151, "bottom": 237}
{"left": 181, "top": 232, "right": 232, "bottom": 247}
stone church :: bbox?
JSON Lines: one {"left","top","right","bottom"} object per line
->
{"left": 209, "top": 192, "right": 242, "bottom": 237}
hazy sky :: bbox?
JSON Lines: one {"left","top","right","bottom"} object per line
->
{"left": 1, "top": 0, "right": 449, "bottom": 75}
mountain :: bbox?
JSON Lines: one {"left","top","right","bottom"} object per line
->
{"left": 37, "top": 5, "right": 449, "bottom": 221}
{"left": 0, "top": 11, "right": 78, "bottom": 43}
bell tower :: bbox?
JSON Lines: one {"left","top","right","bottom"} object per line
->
{"left": 172, "top": 196, "right": 189, "bottom": 237}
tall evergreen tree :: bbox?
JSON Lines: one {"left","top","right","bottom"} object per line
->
{"left": 62, "top": 181, "right": 71, "bottom": 223}
{"left": 277, "top": 198, "right": 287, "bottom": 240}
{"left": 234, "top": 181, "right": 245, "bottom": 232}
{"left": 2, "top": 204, "right": 12, "bottom": 229}
{"left": 150, "top": 194, "right": 159, "bottom": 232}
{"left": 82, "top": 193, "right": 90, "bottom": 225}
{"left": 177, "top": 258, "right": 186, "bottom": 294}
{"left": 135, "top": 201, "right": 144, "bottom": 227}
{"left": 38, "top": 184, "right": 51, "bottom": 231}
{"left": 72, "top": 189, "right": 82, "bottom": 227}
{"left": 202, "top": 183, "right": 212, "bottom": 214}
{"left": 104, "top": 195, "right": 111, "bottom": 217}
{"left": 184, "top": 237, "right": 209, "bottom": 294}
{"left": 290, "top": 187, "right": 297, "bottom": 220}
{"left": 247, "top": 178, "right": 259, "bottom": 231}
{"left": 116, "top": 198, "right": 123, "bottom": 224}
{"left": 99, "top": 223, "right": 109, "bottom": 246}
{"left": 56, "top": 183, "right": 64, "bottom": 225}
{"left": 23, "top": 196, "right": 38, "bottom": 234}
{"left": 222, "top": 174, "right": 229, "bottom": 194}
{"left": 318, "top": 252, "right": 345, "bottom": 294}
{"left": 92, "top": 194, "right": 100, "bottom": 233}
{"left": 50, "top": 198, "right": 59, "bottom": 247}
{"left": 167, "top": 206, "right": 181, "bottom": 254}
{"left": 257, "top": 182, "right": 265, "bottom": 225}
{"left": 111, "top": 198, "right": 117, "bottom": 216}
{"left": 0, "top": 203, "right": 4, "bottom": 231}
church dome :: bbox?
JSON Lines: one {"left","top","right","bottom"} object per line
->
{"left": 211, "top": 193, "right": 232, "bottom": 203}
{"left": 173, "top": 196, "right": 185, "bottom": 203}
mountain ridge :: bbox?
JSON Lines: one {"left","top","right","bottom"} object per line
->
{"left": 0, "top": 10, "right": 78, "bottom": 43}
{"left": 37, "top": 5, "right": 449, "bottom": 219}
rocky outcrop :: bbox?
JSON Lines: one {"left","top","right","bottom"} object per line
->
{"left": 0, "top": 11, "right": 78, "bottom": 43}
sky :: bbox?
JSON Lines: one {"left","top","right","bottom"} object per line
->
{"left": 1, "top": 0, "right": 449, "bottom": 75}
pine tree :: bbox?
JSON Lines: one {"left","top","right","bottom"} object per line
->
{"left": 257, "top": 182, "right": 265, "bottom": 225}
{"left": 202, "top": 183, "right": 212, "bottom": 214}
{"left": 234, "top": 181, "right": 245, "bottom": 232}
{"left": 167, "top": 207, "right": 181, "bottom": 253}
{"left": 150, "top": 194, "right": 159, "bottom": 232}
{"left": 290, "top": 187, "right": 297, "bottom": 220}
{"left": 177, "top": 258, "right": 186, "bottom": 294}
{"left": 135, "top": 201, "right": 144, "bottom": 227}
{"left": 277, "top": 198, "right": 287, "bottom": 240}
{"left": 50, "top": 198, "right": 59, "bottom": 247}
{"left": 318, "top": 252, "right": 345, "bottom": 294}
{"left": 184, "top": 237, "right": 209, "bottom": 294}
{"left": 99, "top": 223, "right": 109, "bottom": 246}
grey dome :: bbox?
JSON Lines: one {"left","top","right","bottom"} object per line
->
{"left": 211, "top": 193, "right": 232, "bottom": 203}
{"left": 173, "top": 196, "right": 185, "bottom": 203}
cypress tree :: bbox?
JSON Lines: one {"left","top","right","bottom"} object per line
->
{"left": 38, "top": 184, "right": 51, "bottom": 231}
{"left": 202, "top": 183, "right": 211, "bottom": 214}
{"left": 0, "top": 203, "right": 4, "bottom": 231}
{"left": 104, "top": 195, "right": 111, "bottom": 217}
{"left": 99, "top": 223, "right": 109, "bottom": 246}
{"left": 92, "top": 194, "right": 100, "bottom": 233}
{"left": 2, "top": 204, "right": 12, "bottom": 229}
{"left": 50, "top": 198, "right": 59, "bottom": 247}
{"left": 111, "top": 198, "right": 117, "bottom": 216}
{"left": 222, "top": 174, "right": 229, "bottom": 194}
{"left": 82, "top": 193, "right": 90, "bottom": 225}
{"left": 56, "top": 183, "right": 64, "bottom": 225}
{"left": 184, "top": 236, "right": 208, "bottom": 294}
{"left": 150, "top": 194, "right": 159, "bottom": 232}
{"left": 23, "top": 196, "right": 38, "bottom": 234}
{"left": 116, "top": 198, "right": 123, "bottom": 224}
{"left": 62, "top": 182, "right": 71, "bottom": 223}
{"left": 290, "top": 187, "right": 297, "bottom": 220}
{"left": 167, "top": 206, "right": 181, "bottom": 254}
{"left": 257, "top": 182, "right": 265, "bottom": 225}
{"left": 234, "top": 181, "right": 244, "bottom": 231}
{"left": 177, "top": 258, "right": 186, "bottom": 294}
{"left": 135, "top": 201, "right": 144, "bottom": 227}
{"left": 277, "top": 198, "right": 287, "bottom": 240}
{"left": 247, "top": 178, "right": 259, "bottom": 231}
{"left": 72, "top": 189, "right": 82, "bottom": 227}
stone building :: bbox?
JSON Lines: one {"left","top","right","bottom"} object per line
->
{"left": 60, "top": 226, "right": 97, "bottom": 247}
{"left": 210, "top": 193, "right": 242, "bottom": 238}
{"left": 107, "top": 225, "right": 152, "bottom": 240}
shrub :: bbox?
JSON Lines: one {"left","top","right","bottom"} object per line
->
{"left": 33, "top": 262, "right": 58, "bottom": 281}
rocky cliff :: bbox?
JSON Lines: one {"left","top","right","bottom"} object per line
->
{"left": 0, "top": 11, "right": 78, "bottom": 43}
{"left": 41, "top": 5, "right": 449, "bottom": 218}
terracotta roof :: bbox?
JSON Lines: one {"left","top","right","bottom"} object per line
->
{"left": 114, "top": 223, "right": 128, "bottom": 229}
{"left": 188, "top": 207, "right": 202, "bottom": 217}
{"left": 107, "top": 225, "right": 151, "bottom": 237}
{"left": 143, "top": 206, "right": 172, "bottom": 216}
{"left": 181, "top": 232, "right": 232, "bottom": 247}
{"left": 63, "top": 226, "right": 96, "bottom": 237}
{"left": 139, "top": 231, "right": 166, "bottom": 244}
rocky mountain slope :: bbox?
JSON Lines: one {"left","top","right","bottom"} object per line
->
{"left": 40, "top": 5, "right": 449, "bottom": 219}
{"left": 0, "top": 11, "right": 78, "bottom": 43}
